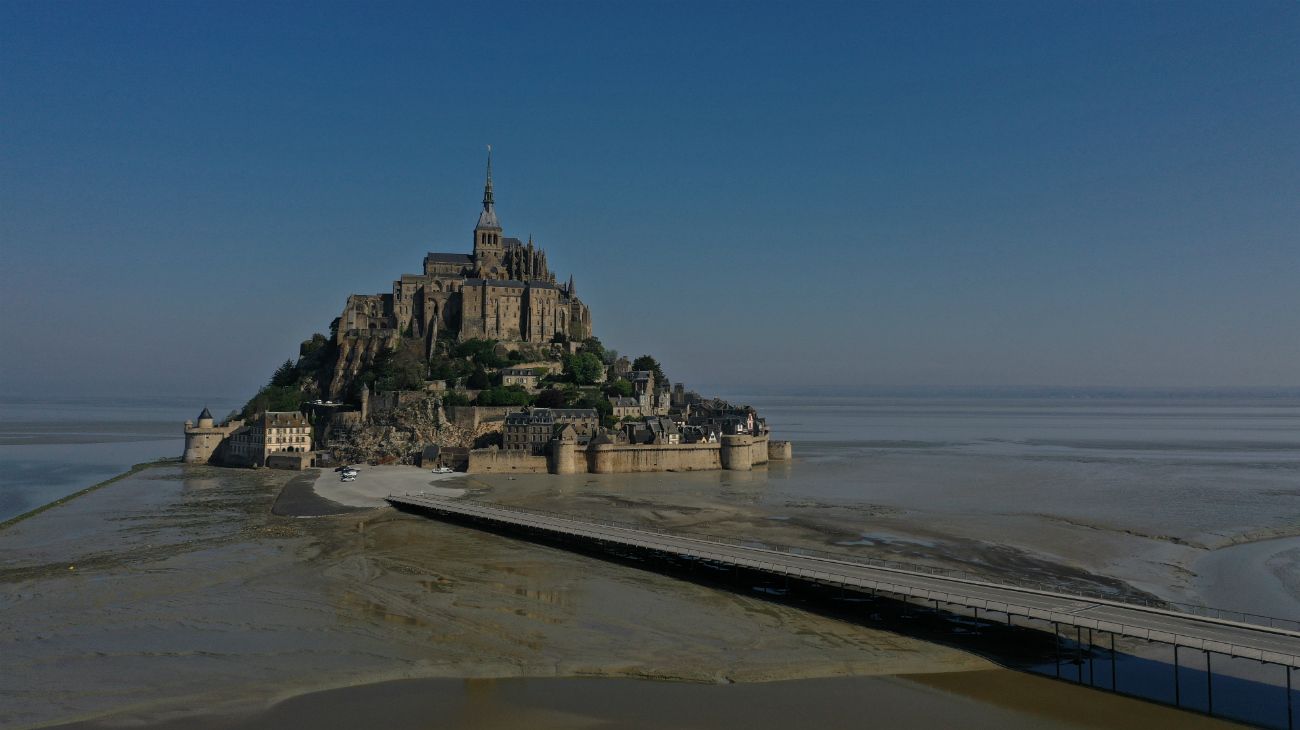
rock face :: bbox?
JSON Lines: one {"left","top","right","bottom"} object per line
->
{"left": 327, "top": 394, "right": 496, "bottom": 465}
{"left": 327, "top": 329, "right": 399, "bottom": 402}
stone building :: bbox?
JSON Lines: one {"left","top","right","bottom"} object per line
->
{"left": 610, "top": 396, "right": 640, "bottom": 420}
{"left": 500, "top": 367, "right": 541, "bottom": 388}
{"left": 629, "top": 371, "right": 670, "bottom": 416}
{"left": 504, "top": 407, "right": 599, "bottom": 454}
{"left": 330, "top": 149, "right": 592, "bottom": 399}
{"left": 182, "top": 408, "right": 244, "bottom": 464}
{"left": 503, "top": 408, "right": 555, "bottom": 455}
{"left": 226, "top": 411, "right": 313, "bottom": 467}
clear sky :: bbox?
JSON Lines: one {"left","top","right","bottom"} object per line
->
{"left": 2, "top": 1, "right": 1297, "bottom": 398}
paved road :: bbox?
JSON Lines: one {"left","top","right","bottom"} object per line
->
{"left": 388, "top": 494, "right": 1300, "bottom": 668}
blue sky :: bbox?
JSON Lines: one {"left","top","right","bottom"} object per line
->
{"left": 2, "top": 1, "right": 1297, "bottom": 397}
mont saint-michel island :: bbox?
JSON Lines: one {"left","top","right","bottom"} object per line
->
{"left": 6, "top": 5, "right": 1299, "bottom": 729}
{"left": 184, "top": 151, "right": 792, "bottom": 477}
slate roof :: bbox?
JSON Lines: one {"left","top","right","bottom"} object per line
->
{"left": 550, "top": 408, "right": 598, "bottom": 420}
{"left": 263, "top": 411, "right": 309, "bottom": 428}
{"left": 505, "top": 410, "right": 553, "bottom": 426}
{"left": 198, "top": 407, "right": 213, "bottom": 420}
{"left": 425, "top": 252, "right": 473, "bottom": 264}
{"left": 464, "top": 278, "right": 526, "bottom": 289}
{"left": 476, "top": 206, "right": 500, "bottom": 229}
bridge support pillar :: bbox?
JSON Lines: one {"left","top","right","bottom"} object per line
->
{"left": 1110, "top": 633, "right": 1117, "bottom": 691}
{"left": 1076, "top": 626, "right": 1084, "bottom": 683}
{"left": 1087, "top": 628, "right": 1094, "bottom": 686}
{"left": 1205, "top": 650, "right": 1213, "bottom": 717}
{"left": 1286, "top": 665, "right": 1293, "bottom": 730}
{"left": 1174, "top": 645, "right": 1181, "bottom": 707}
{"left": 1054, "top": 622, "right": 1061, "bottom": 678}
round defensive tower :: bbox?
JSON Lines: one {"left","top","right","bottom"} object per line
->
{"left": 768, "top": 440, "right": 793, "bottom": 461}
{"left": 720, "top": 434, "right": 753, "bottom": 471}
{"left": 183, "top": 407, "right": 222, "bottom": 464}
{"left": 549, "top": 431, "right": 577, "bottom": 475}
{"left": 587, "top": 430, "right": 616, "bottom": 474}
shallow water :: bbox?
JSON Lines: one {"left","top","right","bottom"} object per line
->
{"left": 0, "top": 395, "right": 240, "bottom": 521}
{"left": 4, "top": 389, "right": 1300, "bottom": 728}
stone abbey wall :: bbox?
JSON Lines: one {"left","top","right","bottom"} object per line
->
{"left": 466, "top": 434, "right": 792, "bottom": 476}
{"left": 467, "top": 447, "right": 549, "bottom": 474}
{"left": 584, "top": 442, "right": 720, "bottom": 474}
{"left": 445, "top": 405, "right": 517, "bottom": 430}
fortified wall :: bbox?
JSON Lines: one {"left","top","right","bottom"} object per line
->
{"left": 468, "top": 434, "right": 792, "bottom": 475}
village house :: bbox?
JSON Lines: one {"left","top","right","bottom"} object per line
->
{"left": 225, "top": 411, "right": 313, "bottom": 467}
{"left": 504, "top": 407, "right": 599, "bottom": 454}
{"left": 610, "top": 396, "right": 640, "bottom": 420}
{"left": 500, "top": 367, "right": 541, "bottom": 388}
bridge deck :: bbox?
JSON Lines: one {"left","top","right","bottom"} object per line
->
{"left": 388, "top": 494, "right": 1300, "bottom": 668}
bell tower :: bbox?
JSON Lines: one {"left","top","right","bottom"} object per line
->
{"left": 472, "top": 145, "right": 503, "bottom": 273}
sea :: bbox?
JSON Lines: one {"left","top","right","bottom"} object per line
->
{"left": 2, "top": 388, "right": 1298, "bottom": 617}
{"left": 0, "top": 395, "right": 242, "bottom": 522}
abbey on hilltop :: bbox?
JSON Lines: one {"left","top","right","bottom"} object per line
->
{"left": 184, "top": 148, "right": 793, "bottom": 474}
{"left": 330, "top": 149, "right": 593, "bottom": 398}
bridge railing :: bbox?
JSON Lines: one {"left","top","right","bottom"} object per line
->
{"left": 397, "top": 494, "right": 1300, "bottom": 633}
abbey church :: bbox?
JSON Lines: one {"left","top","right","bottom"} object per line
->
{"left": 330, "top": 150, "right": 593, "bottom": 398}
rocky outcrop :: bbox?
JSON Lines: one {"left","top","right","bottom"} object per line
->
{"left": 327, "top": 394, "right": 498, "bottom": 465}
{"left": 327, "top": 329, "right": 400, "bottom": 401}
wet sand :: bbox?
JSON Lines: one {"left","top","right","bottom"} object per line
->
{"left": 55, "top": 672, "right": 1237, "bottom": 730}
{"left": 0, "top": 464, "right": 990, "bottom": 728}
{"left": 1194, "top": 535, "right": 1300, "bottom": 620}
{"left": 457, "top": 469, "right": 1163, "bottom": 603}
{"left": 0, "top": 459, "right": 1274, "bottom": 729}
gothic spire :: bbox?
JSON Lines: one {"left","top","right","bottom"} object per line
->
{"left": 483, "top": 144, "right": 494, "bottom": 207}
{"left": 476, "top": 145, "right": 500, "bottom": 230}
{"left": 568, "top": 274, "right": 575, "bottom": 297}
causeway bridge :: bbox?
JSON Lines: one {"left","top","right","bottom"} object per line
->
{"left": 388, "top": 493, "right": 1300, "bottom": 726}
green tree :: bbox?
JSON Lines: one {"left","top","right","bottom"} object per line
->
{"left": 441, "top": 391, "right": 471, "bottom": 407}
{"left": 575, "top": 394, "right": 614, "bottom": 426}
{"left": 270, "top": 359, "right": 298, "bottom": 387}
{"left": 579, "top": 337, "right": 606, "bottom": 362}
{"left": 452, "top": 338, "right": 508, "bottom": 368}
{"left": 564, "top": 352, "right": 604, "bottom": 385}
{"left": 631, "top": 355, "right": 667, "bottom": 385}
{"left": 241, "top": 384, "right": 304, "bottom": 418}
{"left": 477, "top": 386, "right": 532, "bottom": 406}
{"left": 467, "top": 366, "right": 490, "bottom": 390}
{"left": 535, "top": 388, "right": 566, "bottom": 408}
{"left": 603, "top": 378, "right": 633, "bottom": 398}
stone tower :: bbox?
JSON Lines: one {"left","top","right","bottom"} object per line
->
{"left": 182, "top": 407, "right": 242, "bottom": 464}
{"left": 472, "top": 145, "right": 504, "bottom": 272}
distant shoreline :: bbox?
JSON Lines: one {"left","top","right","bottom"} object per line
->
{"left": 0, "top": 457, "right": 178, "bottom": 532}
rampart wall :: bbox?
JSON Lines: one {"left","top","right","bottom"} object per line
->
{"left": 467, "top": 447, "right": 549, "bottom": 474}
{"left": 586, "top": 442, "right": 720, "bottom": 473}
{"left": 445, "top": 406, "right": 515, "bottom": 430}
{"left": 466, "top": 435, "right": 793, "bottom": 475}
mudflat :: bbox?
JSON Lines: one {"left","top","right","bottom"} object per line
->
{"left": 0, "top": 464, "right": 990, "bottom": 728}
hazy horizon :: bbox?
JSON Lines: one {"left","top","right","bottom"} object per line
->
{"left": 3, "top": 2, "right": 1297, "bottom": 400}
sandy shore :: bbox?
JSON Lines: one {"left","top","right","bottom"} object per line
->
{"left": 0, "top": 464, "right": 993, "bottom": 729}
{"left": 311, "top": 465, "right": 466, "bottom": 508}
{"left": 0, "top": 455, "right": 1280, "bottom": 729}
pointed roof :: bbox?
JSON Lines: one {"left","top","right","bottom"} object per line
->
{"left": 198, "top": 406, "right": 213, "bottom": 420}
{"left": 476, "top": 145, "right": 501, "bottom": 230}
